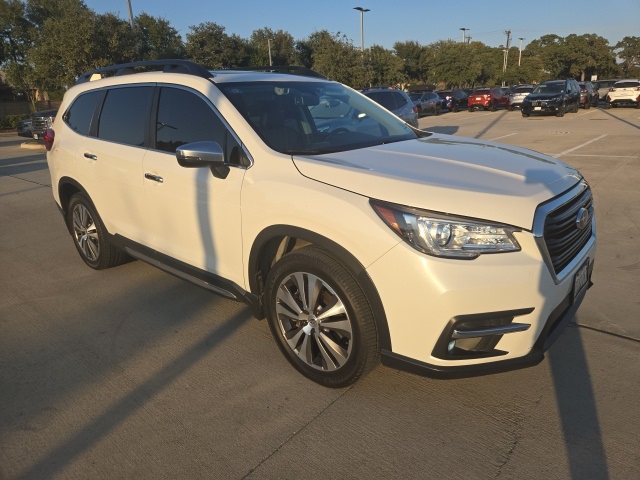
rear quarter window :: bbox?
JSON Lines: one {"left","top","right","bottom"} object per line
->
{"left": 64, "top": 90, "right": 101, "bottom": 136}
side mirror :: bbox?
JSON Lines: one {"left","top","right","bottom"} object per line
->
{"left": 176, "top": 141, "right": 229, "bottom": 179}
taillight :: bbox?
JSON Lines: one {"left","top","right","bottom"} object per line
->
{"left": 44, "top": 128, "right": 55, "bottom": 151}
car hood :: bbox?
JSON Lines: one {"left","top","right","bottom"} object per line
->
{"left": 293, "top": 134, "right": 581, "bottom": 230}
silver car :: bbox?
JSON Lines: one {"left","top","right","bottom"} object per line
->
{"left": 507, "top": 84, "right": 535, "bottom": 111}
{"left": 362, "top": 89, "right": 419, "bottom": 128}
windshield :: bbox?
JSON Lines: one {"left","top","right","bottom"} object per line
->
{"left": 218, "top": 81, "right": 419, "bottom": 155}
{"left": 533, "top": 83, "right": 564, "bottom": 94}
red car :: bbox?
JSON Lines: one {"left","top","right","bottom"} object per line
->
{"left": 468, "top": 87, "right": 508, "bottom": 111}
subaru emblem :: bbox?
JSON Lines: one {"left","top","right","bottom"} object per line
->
{"left": 575, "top": 207, "right": 590, "bottom": 230}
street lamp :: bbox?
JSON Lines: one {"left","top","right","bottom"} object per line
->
{"left": 518, "top": 37, "right": 524, "bottom": 67}
{"left": 459, "top": 28, "right": 469, "bottom": 43}
{"left": 354, "top": 7, "right": 370, "bottom": 63}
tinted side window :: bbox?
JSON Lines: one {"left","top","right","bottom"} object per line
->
{"left": 155, "top": 87, "right": 226, "bottom": 153}
{"left": 367, "top": 92, "right": 396, "bottom": 110}
{"left": 64, "top": 90, "right": 101, "bottom": 136}
{"left": 393, "top": 92, "right": 408, "bottom": 107}
{"left": 98, "top": 86, "right": 153, "bottom": 146}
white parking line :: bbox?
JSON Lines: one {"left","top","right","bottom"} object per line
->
{"left": 553, "top": 134, "right": 608, "bottom": 158}
{"left": 488, "top": 133, "right": 518, "bottom": 141}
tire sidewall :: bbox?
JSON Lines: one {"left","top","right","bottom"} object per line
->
{"left": 264, "top": 249, "right": 374, "bottom": 387}
{"left": 67, "top": 193, "right": 107, "bottom": 269}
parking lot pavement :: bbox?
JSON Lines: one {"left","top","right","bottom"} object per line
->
{"left": 1, "top": 113, "right": 639, "bottom": 480}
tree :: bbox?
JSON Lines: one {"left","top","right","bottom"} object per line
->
{"left": 135, "top": 13, "right": 184, "bottom": 60}
{"left": 615, "top": 36, "right": 640, "bottom": 77}
{"left": 527, "top": 33, "right": 617, "bottom": 81}
{"left": 185, "top": 22, "right": 249, "bottom": 68}
{"left": 1, "top": 0, "right": 33, "bottom": 64}
{"left": 393, "top": 41, "right": 432, "bottom": 84}
{"left": 368, "top": 44, "right": 404, "bottom": 87}
{"left": 27, "top": 2, "right": 97, "bottom": 90}
{"left": 305, "top": 30, "right": 369, "bottom": 88}
{"left": 249, "top": 27, "right": 295, "bottom": 66}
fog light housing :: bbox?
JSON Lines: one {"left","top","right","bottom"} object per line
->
{"left": 433, "top": 308, "right": 534, "bottom": 360}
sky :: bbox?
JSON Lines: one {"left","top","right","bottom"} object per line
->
{"left": 84, "top": 0, "right": 639, "bottom": 51}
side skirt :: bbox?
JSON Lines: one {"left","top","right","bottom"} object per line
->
{"left": 110, "top": 234, "right": 263, "bottom": 319}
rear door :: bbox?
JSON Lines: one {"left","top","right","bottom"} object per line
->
{"left": 76, "top": 85, "right": 154, "bottom": 244}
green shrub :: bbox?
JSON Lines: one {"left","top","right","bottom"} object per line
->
{"left": 0, "top": 114, "right": 30, "bottom": 130}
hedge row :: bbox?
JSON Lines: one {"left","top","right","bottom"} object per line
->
{"left": 0, "top": 114, "right": 30, "bottom": 130}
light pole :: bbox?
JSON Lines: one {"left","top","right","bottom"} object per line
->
{"left": 126, "top": 0, "right": 134, "bottom": 29}
{"left": 518, "top": 37, "right": 524, "bottom": 67}
{"left": 354, "top": 7, "right": 370, "bottom": 63}
{"left": 459, "top": 28, "right": 469, "bottom": 43}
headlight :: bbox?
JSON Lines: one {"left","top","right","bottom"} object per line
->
{"left": 371, "top": 201, "right": 521, "bottom": 259}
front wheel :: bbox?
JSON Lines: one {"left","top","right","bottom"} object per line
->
{"left": 265, "top": 246, "right": 379, "bottom": 388}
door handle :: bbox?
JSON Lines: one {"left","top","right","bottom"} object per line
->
{"left": 84, "top": 153, "right": 97, "bottom": 160}
{"left": 144, "top": 173, "right": 164, "bottom": 183}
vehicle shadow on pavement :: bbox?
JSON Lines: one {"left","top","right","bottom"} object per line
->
{"left": 473, "top": 111, "right": 508, "bottom": 139}
{"left": 548, "top": 322, "right": 610, "bottom": 480}
{"left": 12, "top": 297, "right": 252, "bottom": 480}
{"left": 598, "top": 108, "right": 640, "bottom": 131}
{"left": 0, "top": 154, "right": 48, "bottom": 176}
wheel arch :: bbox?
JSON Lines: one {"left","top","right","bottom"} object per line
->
{"left": 249, "top": 225, "right": 392, "bottom": 351}
{"left": 58, "top": 177, "right": 90, "bottom": 217}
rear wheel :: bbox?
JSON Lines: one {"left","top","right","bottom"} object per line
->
{"left": 265, "top": 246, "right": 379, "bottom": 388}
{"left": 605, "top": 102, "right": 611, "bottom": 109}
{"left": 490, "top": 102, "right": 496, "bottom": 112}
{"left": 508, "top": 105, "right": 514, "bottom": 111}
{"left": 67, "top": 193, "right": 128, "bottom": 269}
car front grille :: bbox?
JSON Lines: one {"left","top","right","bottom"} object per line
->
{"left": 542, "top": 186, "right": 594, "bottom": 275}
{"left": 31, "top": 117, "right": 51, "bottom": 131}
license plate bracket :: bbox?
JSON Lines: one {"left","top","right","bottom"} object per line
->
{"left": 573, "top": 258, "right": 590, "bottom": 302}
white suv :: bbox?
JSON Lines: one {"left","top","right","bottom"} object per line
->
{"left": 45, "top": 60, "right": 596, "bottom": 387}
{"left": 604, "top": 79, "right": 640, "bottom": 109}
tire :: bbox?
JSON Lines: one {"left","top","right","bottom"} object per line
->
{"left": 556, "top": 105, "right": 565, "bottom": 117}
{"left": 452, "top": 104, "right": 459, "bottom": 113}
{"left": 490, "top": 102, "right": 496, "bottom": 112}
{"left": 434, "top": 106, "right": 440, "bottom": 116}
{"left": 264, "top": 246, "right": 379, "bottom": 388}
{"left": 67, "top": 193, "right": 128, "bottom": 270}
{"left": 508, "top": 105, "right": 514, "bottom": 111}
{"left": 522, "top": 112, "right": 530, "bottom": 118}
{"left": 585, "top": 101, "right": 591, "bottom": 109}
{"left": 605, "top": 102, "right": 611, "bottom": 109}
{"left": 468, "top": 106, "right": 473, "bottom": 112}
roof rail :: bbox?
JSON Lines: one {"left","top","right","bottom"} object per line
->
{"left": 222, "top": 66, "right": 327, "bottom": 79}
{"left": 75, "top": 59, "right": 213, "bottom": 85}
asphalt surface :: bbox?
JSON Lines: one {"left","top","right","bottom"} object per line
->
{"left": 1, "top": 104, "right": 639, "bottom": 480}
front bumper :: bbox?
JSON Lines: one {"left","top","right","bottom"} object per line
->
{"left": 522, "top": 101, "right": 562, "bottom": 114}
{"left": 366, "top": 220, "right": 596, "bottom": 378}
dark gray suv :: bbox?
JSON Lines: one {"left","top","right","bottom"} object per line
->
{"left": 521, "top": 79, "right": 581, "bottom": 117}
